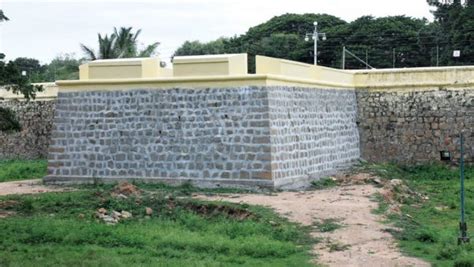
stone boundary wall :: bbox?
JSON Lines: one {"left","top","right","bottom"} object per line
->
{"left": 45, "top": 86, "right": 360, "bottom": 188}
{"left": 357, "top": 89, "right": 473, "bottom": 163}
{"left": 0, "top": 100, "right": 56, "bottom": 159}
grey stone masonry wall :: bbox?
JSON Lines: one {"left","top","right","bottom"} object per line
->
{"left": 45, "top": 86, "right": 361, "bottom": 188}
{"left": 356, "top": 89, "right": 474, "bottom": 163}
{"left": 268, "top": 87, "right": 360, "bottom": 188}
{"left": 0, "top": 100, "right": 56, "bottom": 159}
{"left": 46, "top": 87, "right": 274, "bottom": 188}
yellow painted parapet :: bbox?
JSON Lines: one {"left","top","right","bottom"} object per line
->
{"left": 353, "top": 66, "right": 474, "bottom": 91}
{"left": 173, "top": 54, "right": 248, "bottom": 77}
{"left": 256, "top": 56, "right": 354, "bottom": 88}
{"left": 79, "top": 57, "right": 172, "bottom": 80}
{"left": 3, "top": 55, "right": 473, "bottom": 99}
{"left": 38, "top": 54, "right": 474, "bottom": 93}
{"left": 0, "top": 83, "right": 58, "bottom": 100}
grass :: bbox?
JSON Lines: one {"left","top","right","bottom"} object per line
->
{"left": 313, "top": 218, "right": 343, "bottom": 233}
{"left": 0, "top": 183, "right": 317, "bottom": 266}
{"left": 367, "top": 163, "right": 474, "bottom": 267}
{"left": 0, "top": 159, "right": 48, "bottom": 182}
{"left": 311, "top": 177, "right": 338, "bottom": 190}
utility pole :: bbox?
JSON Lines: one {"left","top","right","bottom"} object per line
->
{"left": 458, "top": 132, "right": 470, "bottom": 245}
{"left": 436, "top": 45, "right": 440, "bottom": 67}
{"left": 366, "top": 50, "right": 369, "bottom": 69}
{"left": 342, "top": 46, "right": 346, "bottom": 69}
{"left": 342, "top": 46, "right": 374, "bottom": 70}
{"left": 392, "top": 48, "right": 396, "bottom": 68}
{"left": 305, "top": 22, "right": 326, "bottom": 65}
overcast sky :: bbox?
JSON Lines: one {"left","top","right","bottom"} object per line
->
{"left": 0, "top": 0, "right": 434, "bottom": 64}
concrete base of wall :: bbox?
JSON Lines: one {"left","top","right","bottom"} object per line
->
{"left": 43, "top": 175, "right": 274, "bottom": 190}
{"left": 43, "top": 165, "right": 354, "bottom": 190}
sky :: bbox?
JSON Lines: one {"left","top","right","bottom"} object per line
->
{"left": 0, "top": 0, "right": 434, "bottom": 64}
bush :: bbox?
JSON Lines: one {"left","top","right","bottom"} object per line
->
{"left": 311, "top": 177, "right": 337, "bottom": 189}
{"left": 0, "top": 106, "right": 21, "bottom": 132}
{"left": 436, "top": 244, "right": 460, "bottom": 260}
{"left": 413, "top": 228, "right": 438, "bottom": 243}
{"left": 454, "top": 258, "right": 474, "bottom": 267}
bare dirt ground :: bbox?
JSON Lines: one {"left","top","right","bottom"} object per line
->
{"left": 0, "top": 179, "right": 69, "bottom": 196}
{"left": 197, "top": 180, "right": 430, "bottom": 267}
{"left": 0, "top": 177, "right": 429, "bottom": 266}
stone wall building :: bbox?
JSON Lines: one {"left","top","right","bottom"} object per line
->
{"left": 1, "top": 55, "right": 472, "bottom": 188}
{"left": 46, "top": 86, "right": 360, "bottom": 189}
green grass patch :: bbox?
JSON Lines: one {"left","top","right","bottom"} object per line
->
{"left": 369, "top": 163, "right": 474, "bottom": 267}
{"left": 313, "top": 218, "right": 343, "bottom": 233}
{"left": 311, "top": 177, "right": 338, "bottom": 190}
{"left": 0, "top": 184, "right": 317, "bottom": 266}
{"left": 0, "top": 159, "right": 48, "bottom": 182}
{"left": 371, "top": 193, "right": 390, "bottom": 215}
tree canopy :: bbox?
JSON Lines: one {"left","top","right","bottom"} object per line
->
{"left": 174, "top": 8, "right": 474, "bottom": 70}
{"left": 0, "top": 9, "right": 43, "bottom": 100}
{"left": 0, "top": 10, "right": 8, "bottom": 22}
{"left": 10, "top": 55, "right": 81, "bottom": 83}
{"left": 427, "top": 0, "right": 474, "bottom": 65}
{"left": 0, "top": 57, "right": 43, "bottom": 100}
{"left": 80, "top": 27, "right": 160, "bottom": 60}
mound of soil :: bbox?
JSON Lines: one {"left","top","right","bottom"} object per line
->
{"left": 112, "top": 182, "right": 141, "bottom": 197}
{"left": 185, "top": 202, "right": 254, "bottom": 220}
{"left": 0, "top": 200, "right": 19, "bottom": 218}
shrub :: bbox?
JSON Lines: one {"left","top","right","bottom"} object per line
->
{"left": 311, "top": 177, "right": 337, "bottom": 189}
{"left": 436, "top": 244, "right": 460, "bottom": 260}
{"left": 413, "top": 228, "right": 438, "bottom": 243}
{"left": 454, "top": 258, "right": 474, "bottom": 267}
{"left": 0, "top": 106, "right": 21, "bottom": 132}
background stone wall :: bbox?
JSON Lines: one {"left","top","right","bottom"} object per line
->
{"left": 0, "top": 100, "right": 56, "bottom": 159}
{"left": 356, "top": 89, "right": 473, "bottom": 163}
{"left": 268, "top": 87, "right": 360, "bottom": 188}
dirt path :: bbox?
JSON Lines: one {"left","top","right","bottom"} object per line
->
{"left": 0, "top": 179, "right": 69, "bottom": 196}
{"left": 197, "top": 184, "right": 429, "bottom": 267}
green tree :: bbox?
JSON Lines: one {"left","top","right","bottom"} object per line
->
{"left": 0, "top": 107, "right": 21, "bottom": 132}
{"left": 0, "top": 10, "right": 8, "bottom": 21}
{"left": 81, "top": 27, "right": 160, "bottom": 60}
{"left": 0, "top": 10, "right": 42, "bottom": 99}
{"left": 427, "top": 0, "right": 474, "bottom": 65}
{"left": 174, "top": 12, "right": 470, "bottom": 69}
{"left": 12, "top": 57, "right": 46, "bottom": 82}
{"left": 42, "top": 54, "right": 81, "bottom": 81}
{"left": 174, "top": 38, "right": 229, "bottom": 56}
{"left": 175, "top": 13, "right": 347, "bottom": 72}
{"left": 0, "top": 59, "right": 43, "bottom": 100}
{"left": 338, "top": 16, "right": 430, "bottom": 69}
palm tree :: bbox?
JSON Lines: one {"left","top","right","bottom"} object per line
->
{"left": 80, "top": 27, "right": 160, "bottom": 60}
{"left": 0, "top": 10, "right": 9, "bottom": 22}
{"left": 81, "top": 34, "right": 117, "bottom": 60}
{"left": 113, "top": 27, "right": 138, "bottom": 58}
